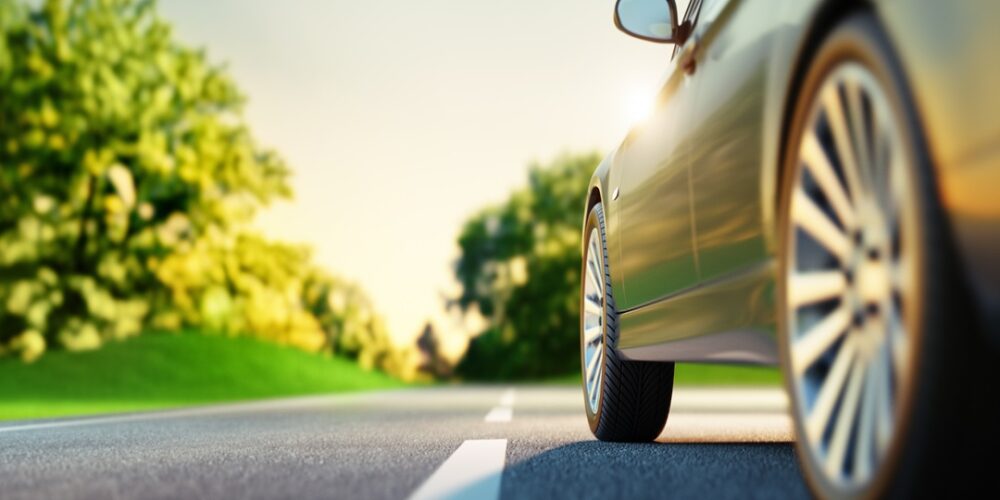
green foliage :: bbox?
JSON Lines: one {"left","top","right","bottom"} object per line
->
{"left": 0, "top": 0, "right": 406, "bottom": 378}
{"left": 0, "top": 331, "right": 405, "bottom": 421}
{"left": 453, "top": 152, "right": 601, "bottom": 380}
{"left": 152, "top": 231, "right": 411, "bottom": 375}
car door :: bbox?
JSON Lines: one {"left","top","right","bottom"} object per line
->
{"left": 613, "top": 1, "right": 703, "bottom": 311}
{"left": 685, "top": 0, "right": 784, "bottom": 280}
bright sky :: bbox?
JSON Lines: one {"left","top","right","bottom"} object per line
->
{"left": 161, "top": 0, "right": 674, "bottom": 346}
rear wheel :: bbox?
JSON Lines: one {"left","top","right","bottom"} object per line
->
{"left": 582, "top": 202, "right": 675, "bottom": 442}
{"left": 779, "top": 12, "right": 998, "bottom": 498}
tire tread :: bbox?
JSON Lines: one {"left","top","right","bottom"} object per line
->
{"left": 587, "top": 203, "right": 674, "bottom": 443}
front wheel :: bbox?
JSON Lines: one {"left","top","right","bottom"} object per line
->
{"left": 778, "top": 12, "right": 998, "bottom": 498}
{"left": 581, "top": 202, "right": 675, "bottom": 442}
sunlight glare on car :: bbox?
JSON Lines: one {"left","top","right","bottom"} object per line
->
{"left": 623, "top": 86, "right": 656, "bottom": 128}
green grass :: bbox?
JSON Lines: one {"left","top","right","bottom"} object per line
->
{"left": 0, "top": 332, "right": 404, "bottom": 421}
{"left": 673, "top": 363, "right": 783, "bottom": 385}
{"left": 546, "top": 363, "right": 784, "bottom": 386}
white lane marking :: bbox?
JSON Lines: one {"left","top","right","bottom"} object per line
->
{"left": 498, "top": 388, "right": 515, "bottom": 407}
{"left": 409, "top": 439, "right": 507, "bottom": 500}
{"left": 0, "top": 391, "right": 391, "bottom": 433}
{"left": 483, "top": 388, "right": 515, "bottom": 423}
{"left": 483, "top": 407, "right": 512, "bottom": 423}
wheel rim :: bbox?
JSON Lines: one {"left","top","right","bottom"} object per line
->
{"left": 583, "top": 227, "right": 606, "bottom": 415}
{"left": 786, "top": 62, "right": 918, "bottom": 488}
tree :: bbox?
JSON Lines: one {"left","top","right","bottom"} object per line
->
{"left": 0, "top": 0, "right": 290, "bottom": 359}
{"left": 452, "top": 152, "right": 601, "bottom": 379}
{"left": 0, "top": 0, "right": 405, "bottom": 378}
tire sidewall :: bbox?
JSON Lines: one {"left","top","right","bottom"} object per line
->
{"left": 582, "top": 202, "right": 611, "bottom": 431}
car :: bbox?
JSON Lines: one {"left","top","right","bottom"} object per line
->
{"left": 580, "top": 0, "right": 1000, "bottom": 497}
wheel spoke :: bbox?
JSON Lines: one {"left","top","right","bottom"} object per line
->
{"left": 889, "top": 160, "right": 914, "bottom": 294}
{"left": 874, "top": 101, "right": 901, "bottom": 220}
{"left": 806, "top": 334, "right": 858, "bottom": 443}
{"left": 825, "top": 354, "right": 866, "bottom": 479}
{"left": 584, "top": 324, "right": 602, "bottom": 344}
{"left": 793, "top": 187, "right": 852, "bottom": 264}
{"left": 587, "top": 256, "right": 603, "bottom": 295}
{"left": 822, "top": 84, "right": 866, "bottom": 203}
{"left": 792, "top": 305, "right": 851, "bottom": 375}
{"left": 801, "top": 130, "right": 857, "bottom": 231}
{"left": 854, "top": 349, "right": 879, "bottom": 481}
{"left": 593, "top": 369, "right": 603, "bottom": 404}
{"left": 589, "top": 235, "right": 603, "bottom": 282}
{"left": 845, "top": 77, "right": 874, "bottom": 192}
{"left": 586, "top": 350, "right": 601, "bottom": 383}
{"left": 874, "top": 341, "right": 894, "bottom": 455}
{"left": 584, "top": 294, "right": 602, "bottom": 316}
{"left": 886, "top": 301, "right": 908, "bottom": 383}
{"left": 789, "top": 271, "right": 847, "bottom": 308}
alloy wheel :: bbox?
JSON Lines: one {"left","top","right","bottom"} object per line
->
{"left": 785, "top": 62, "right": 918, "bottom": 489}
{"left": 583, "top": 227, "right": 607, "bottom": 415}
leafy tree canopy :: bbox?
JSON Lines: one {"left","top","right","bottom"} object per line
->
{"left": 453, "top": 152, "right": 601, "bottom": 380}
{"left": 0, "top": 0, "right": 409, "bottom": 378}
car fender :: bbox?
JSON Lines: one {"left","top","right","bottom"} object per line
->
{"left": 585, "top": 149, "right": 627, "bottom": 304}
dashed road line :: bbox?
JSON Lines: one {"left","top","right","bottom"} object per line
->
{"left": 408, "top": 439, "right": 507, "bottom": 500}
{"left": 484, "top": 407, "right": 512, "bottom": 423}
{"left": 498, "top": 388, "right": 515, "bottom": 407}
{"left": 484, "top": 388, "right": 515, "bottom": 423}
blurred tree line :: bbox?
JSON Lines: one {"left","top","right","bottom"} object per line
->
{"left": 452, "top": 152, "right": 600, "bottom": 380}
{"left": 0, "top": 0, "right": 410, "bottom": 377}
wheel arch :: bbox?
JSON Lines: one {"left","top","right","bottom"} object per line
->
{"left": 587, "top": 185, "right": 602, "bottom": 215}
{"left": 583, "top": 153, "right": 628, "bottom": 306}
{"left": 582, "top": 184, "right": 604, "bottom": 257}
{"left": 581, "top": 153, "right": 613, "bottom": 252}
{"left": 769, "top": 0, "right": 875, "bottom": 242}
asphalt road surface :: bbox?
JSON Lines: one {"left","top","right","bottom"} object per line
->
{"left": 0, "top": 386, "right": 810, "bottom": 499}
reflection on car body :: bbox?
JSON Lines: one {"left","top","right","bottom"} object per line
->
{"left": 579, "top": 1, "right": 1000, "bottom": 498}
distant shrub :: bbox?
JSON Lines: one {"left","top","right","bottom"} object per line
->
{"left": 453, "top": 152, "right": 601, "bottom": 379}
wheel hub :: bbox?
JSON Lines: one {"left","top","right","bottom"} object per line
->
{"left": 855, "top": 254, "right": 889, "bottom": 304}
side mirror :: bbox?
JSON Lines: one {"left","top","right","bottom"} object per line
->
{"left": 614, "top": 0, "right": 680, "bottom": 44}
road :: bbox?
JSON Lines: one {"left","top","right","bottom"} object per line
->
{"left": 0, "top": 386, "right": 810, "bottom": 499}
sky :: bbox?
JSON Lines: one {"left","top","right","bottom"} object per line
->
{"left": 160, "top": 0, "right": 674, "bottom": 347}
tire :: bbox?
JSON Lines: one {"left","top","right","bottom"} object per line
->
{"left": 581, "top": 202, "right": 675, "bottom": 442}
{"left": 777, "top": 12, "right": 1000, "bottom": 498}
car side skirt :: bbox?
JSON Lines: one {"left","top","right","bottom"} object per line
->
{"left": 617, "top": 260, "right": 779, "bottom": 365}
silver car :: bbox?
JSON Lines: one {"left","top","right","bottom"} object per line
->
{"left": 580, "top": 0, "right": 1000, "bottom": 497}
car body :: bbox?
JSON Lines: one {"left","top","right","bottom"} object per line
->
{"left": 586, "top": 0, "right": 1000, "bottom": 363}
{"left": 581, "top": 0, "right": 1000, "bottom": 497}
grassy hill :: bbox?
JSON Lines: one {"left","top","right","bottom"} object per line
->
{"left": 0, "top": 332, "right": 404, "bottom": 421}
